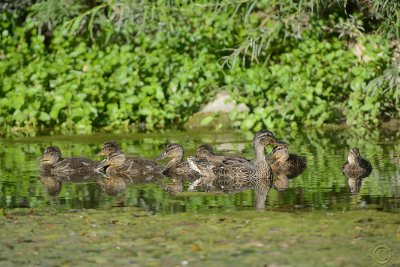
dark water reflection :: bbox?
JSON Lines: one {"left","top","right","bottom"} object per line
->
{"left": 0, "top": 129, "right": 399, "bottom": 213}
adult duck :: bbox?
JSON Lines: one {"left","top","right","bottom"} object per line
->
{"left": 187, "top": 130, "right": 287, "bottom": 207}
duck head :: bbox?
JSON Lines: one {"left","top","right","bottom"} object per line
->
{"left": 40, "top": 146, "right": 62, "bottom": 165}
{"left": 96, "top": 141, "right": 126, "bottom": 172}
{"left": 96, "top": 141, "right": 120, "bottom": 157}
{"left": 347, "top": 148, "right": 361, "bottom": 164}
{"left": 270, "top": 145, "right": 290, "bottom": 162}
{"left": 157, "top": 143, "right": 184, "bottom": 161}
{"left": 196, "top": 144, "right": 214, "bottom": 158}
{"left": 253, "top": 130, "right": 288, "bottom": 148}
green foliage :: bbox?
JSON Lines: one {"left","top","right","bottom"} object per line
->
{"left": 0, "top": 0, "right": 399, "bottom": 135}
{"left": 0, "top": 4, "right": 236, "bottom": 134}
{"left": 226, "top": 23, "right": 393, "bottom": 131}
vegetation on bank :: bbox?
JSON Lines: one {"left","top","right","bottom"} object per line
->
{"left": 0, "top": 1, "right": 399, "bottom": 135}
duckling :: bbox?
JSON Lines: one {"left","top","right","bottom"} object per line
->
{"left": 157, "top": 143, "right": 202, "bottom": 180}
{"left": 342, "top": 148, "right": 372, "bottom": 193}
{"left": 96, "top": 141, "right": 163, "bottom": 179}
{"left": 196, "top": 144, "right": 214, "bottom": 155}
{"left": 269, "top": 145, "right": 307, "bottom": 191}
{"left": 39, "top": 146, "right": 98, "bottom": 174}
{"left": 187, "top": 130, "right": 287, "bottom": 202}
{"left": 196, "top": 144, "right": 249, "bottom": 167}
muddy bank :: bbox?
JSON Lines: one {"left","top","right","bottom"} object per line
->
{"left": 1, "top": 208, "right": 399, "bottom": 266}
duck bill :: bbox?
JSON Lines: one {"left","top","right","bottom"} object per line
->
{"left": 96, "top": 150, "right": 105, "bottom": 156}
{"left": 40, "top": 154, "right": 50, "bottom": 163}
{"left": 349, "top": 149, "right": 359, "bottom": 157}
{"left": 157, "top": 152, "right": 167, "bottom": 161}
{"left": 272, "top": 139, "right": 288, "bottom": 147}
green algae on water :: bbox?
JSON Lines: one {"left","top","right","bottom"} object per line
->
{"left": 0, "top": 207, "right": 399, "bottom": 267}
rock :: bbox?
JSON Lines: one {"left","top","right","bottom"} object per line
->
{"left": 381, "top": 118, "right": 400, "bottom": 130}
{"left": 199, "top": 91, "right": 249, "bottom": 113}
{"left": 184, "top": 92, "right": 249, "bottom": 130}
{"left": 184, "top": 112, "right": 232, "bottom": 130}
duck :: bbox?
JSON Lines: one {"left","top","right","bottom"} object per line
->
{"left": 196, "top": 143, "right": 249, "bottom": 166}
{"left": 342, "top": 148, "right": 372, "bottom": 193}
{"left": 269, "top": 145, "right": 307, "bottom": 191}
{"left": 189, "top": 143, "right": 249, "bottom": 191}
{"left": 187, "top": 130, "right": 287, "bottom": 206}
{"left": 39, "top": 146, "right": 98, "bottom": 174}
{"left": 157, "top": 143, "right": 203, "bottom": 180}
{"left": 96, "top": 141, "right": 163, "bottom": 179}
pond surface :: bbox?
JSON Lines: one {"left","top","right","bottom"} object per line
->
{"left": 1, "top": 129, "right": 399, "bottom": 213}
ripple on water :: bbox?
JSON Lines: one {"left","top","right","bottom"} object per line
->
{"left": 0, "top": 129, "right": 399, "bottom": 213}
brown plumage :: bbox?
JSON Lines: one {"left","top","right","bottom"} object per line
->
{"left": 270, "top": 146, "right": 307, "bottom": 179}
{"left": 157, "top": 143, "right": 206, "bottom": 180}
{"left": 96, "top": 141, "right": 163, "bottom": 179}
{"left": 39, "top": 146, "right": 98, "bottom": 174}
{"left": 187, "top": 130, "right": 288, "bottom": 201}
{"left": 196, "top": 143, "right": 249, "bottom": 167}
{"left": 342, "top": 148, "right": 372, "bottom": 193}
{"left": 269, "top": 145, "right": 307, "bottom": 191}
{"left": 342, "top": 148, "right": 372, "bottom": 179}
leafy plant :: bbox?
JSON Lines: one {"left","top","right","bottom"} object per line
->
{"left": 0, "top": 0, "right": 398, "bottom": 136}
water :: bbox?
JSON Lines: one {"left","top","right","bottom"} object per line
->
{"left": 1, "top": 129, "right": 399, "bottom": 213}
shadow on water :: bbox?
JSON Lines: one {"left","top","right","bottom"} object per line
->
{"left": 0, "top": 128, "right": 399, "bottom": 213}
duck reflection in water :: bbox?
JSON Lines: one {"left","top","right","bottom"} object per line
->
{"left": 268, "top": 145, "right": 307, "bottom": 191}
{"left": 98, "top": 169, "right": 167, "bottom": 196}
{"left": 342, "top": 148, "right": 372, "bottom": 193}
{"left": 187, "top": 130, "right": 287, "bottom": 210}
{"left": 158, "top": 175, "right": 184, "bottom": 195}
{"left": 39, "top": 172, "right": 100, "bottom": 197}
{"left": 98, "top": 175, "right": 127, "bottom": 196}
{"left": 40, "top": 176, "right": 63, "bottom": 196}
